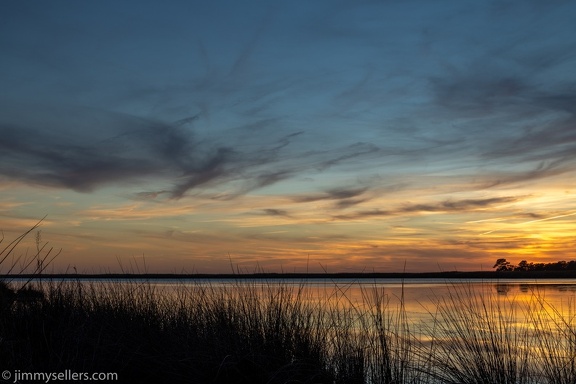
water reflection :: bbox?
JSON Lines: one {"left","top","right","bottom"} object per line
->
{"left": 141, "top": 278, "right": 576, "bottom": 338}
{"left": 495, "top": 283, "right": 512, "bottom": 295}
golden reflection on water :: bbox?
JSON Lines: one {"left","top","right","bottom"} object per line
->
{"left": 145, "top": 277, "right": 576, "bottom": 307}
{"left": 144, "top": 278, "right": 576, "bottom": 337}
{"left": 65, "top": 277, "right": 576, "bottom": 342}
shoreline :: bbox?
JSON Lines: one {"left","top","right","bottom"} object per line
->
{"left": 3, "top": 270, "right": 576, "bottom": 280}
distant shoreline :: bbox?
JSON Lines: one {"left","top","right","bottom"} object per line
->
{"left": 3, "top": 270, "right": 576, "bottom": 280}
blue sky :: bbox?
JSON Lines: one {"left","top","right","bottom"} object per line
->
{"left": 1, "top": 0, "right": 576, "bottom": 273}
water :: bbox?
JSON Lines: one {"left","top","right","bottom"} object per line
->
{"left": 145, "top": 277, "right": 576, "bottom": 316}
{"left": 26, "top": 276, "right": 576, "bottom": 311}
{"left": 35, "top": 276, "right": 576, "bottom": 334}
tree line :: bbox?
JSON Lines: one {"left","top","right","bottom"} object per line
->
{"left": 493, "top": 258, "right": 576, "bottom": 272}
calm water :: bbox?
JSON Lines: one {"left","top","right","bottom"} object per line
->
{"left": 22, "top": 277, "right": 576, "bottom": 332}
{"left": 149, "top": 277, "right": 576, "bottom": 306}
{"left": 150, "top": 277, "right": 576, "bottom": 339}
{"left": 31, "top": 276, "right": 576, "bottom": 307}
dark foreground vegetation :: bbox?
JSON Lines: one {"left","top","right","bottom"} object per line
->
{"left": 2, "top": 278, "right": 576, "bottom": 384}
{"left": 2, "top": 224, "right": 576, "bottom": 383}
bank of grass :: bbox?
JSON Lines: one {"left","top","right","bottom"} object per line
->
{"left": 1, "top": 279, "right": 576, "bottom": 383}
{"left": 0, "top": 279, "right": 358, "bottom": 383}
{"left": 2, "top": 229, "right": 576, "bottom": 383}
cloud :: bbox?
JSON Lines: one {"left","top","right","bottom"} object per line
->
{"left": 400, "top": 197, "right": 520, "bottom": 213}
{"left": 260, "top": 208, "right": 291, "bottom": 217}
{"left": 0, "top": 102, "right": 236, "bottom": 196}
{"left": 168, "top": 147, "right": 235, "bottom": 199}
{"left": 294, "top": 187, "right": 368, "bottom": 203}
{"left": 426, "top": 41, "right": 576, "bottom": 189}
{"left": 482, "top": 159, "right": 573, "bottom": 189}
{"left": 333, "top": 196, "right": 519, "bottom": 221}
{"left": 333, "top": 198, "right": 368, "bottom": 209}
{"left": 293, "top": 186, "right": 370, "bottom": 211}
{"left": 0, "top": 100, "right": 394, "bottom": 200}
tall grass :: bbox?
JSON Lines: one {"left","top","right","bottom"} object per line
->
{"left": 2, "top": 227, "right": 576, "bottom": 383}
{"left": 2, "top": 277, "right": 576, "bottom": 383}
{"left": 527, "top": 291, "right": 576, "bottom": 384}
{"left": 421, "top": 284, "right": 533, "bottom": 384}
{"left": 1, "top": 278, "right": 355, "bottom": 383}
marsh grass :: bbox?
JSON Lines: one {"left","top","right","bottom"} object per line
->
{"left": 2, "top": 278, "right": 576, "bottom": 383}
{"left": 527, "top": 291, "right": 576, "bottom": 384}
{"left": 421, "top": 284, "right": 533, "bottom": 384}
{"left": 3, "top": 227, "right": 576, "bottom": 383}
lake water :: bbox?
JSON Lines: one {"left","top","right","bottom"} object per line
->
{"left": 146, "top": 277, "right": 576, "bottom": 314}
{"left": 137, "top": 277, "right": 576, "bottom": 358}
{"left": 30, "top": 276, "right": 576, "bottom": 315}
{"left": 47, "top": 277, "right": 575, "bottom": 337}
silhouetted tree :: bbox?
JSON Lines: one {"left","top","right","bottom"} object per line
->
{"left": 516, "top": 260, "right": 531, "bottom": 271}
{"left": 493, "top": 258, "right": 514, "bottom": 272}
{"left": 494, "top": 259, "right": 576, "bottom": 273}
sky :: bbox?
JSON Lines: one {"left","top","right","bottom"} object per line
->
{"left": 1, "top": 0, "right": 576, "bottom": 273}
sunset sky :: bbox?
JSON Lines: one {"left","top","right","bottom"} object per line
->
{"left": 1, "top": 0, "right": 576, "bottom": 273}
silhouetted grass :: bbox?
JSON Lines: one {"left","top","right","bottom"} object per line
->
{"left": 2, "top": 277, "right": 576, "bottom": 383}
{"left": 527, "top": 291, "right": 576, "bottom": 384}
{"left": 0, "top": 279, "right": 356, "bottom": 383}
{"left": 420, "top": 284, "right": 532, "bottom": 384}
{"left": 2, "top": 227, "right": 576, "bottom": 383}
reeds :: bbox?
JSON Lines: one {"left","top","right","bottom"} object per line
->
{"left": 2, "top": 277, "right": 576, "bottom": 383}
{"left": 421, "top": 284, "right": 533, "bottom": 384}
{"left": 526, "top": 290, "right": 576, "bottom": 384}
{"left": 2, "top": 228, "right": 576, "bottom": 383}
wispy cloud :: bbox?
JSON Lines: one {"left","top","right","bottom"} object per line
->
{"left": 333, "top": 196, "right": 520, "bottom": 221}
{"left": 294, "top": 187, "right": 368, "bottom": 205}
{"left": 0, "top": 102, "right": 223, "bottom": 193}
{"left": 260, "top": 208, "right": 291, "bottom": 218}
{"left": 0, "top": 100, "right": 398, "bottom": 202}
